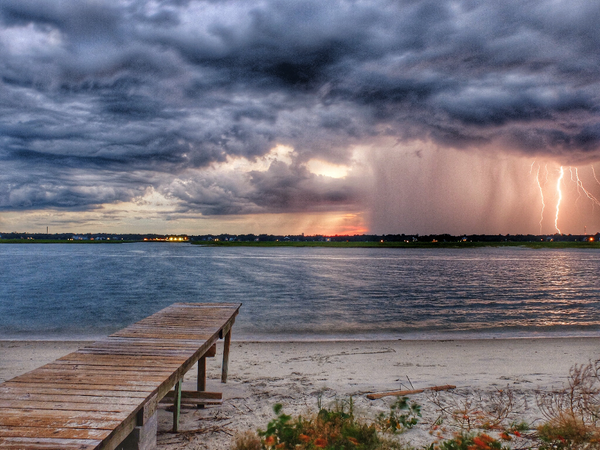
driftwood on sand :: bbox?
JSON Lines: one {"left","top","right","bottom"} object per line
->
{"left": 366, "top": 384, "right": 456, "bottom": 400}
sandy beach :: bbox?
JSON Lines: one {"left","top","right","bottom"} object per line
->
{"left": 1, "top": 338, "right": 599, "bottom": 449}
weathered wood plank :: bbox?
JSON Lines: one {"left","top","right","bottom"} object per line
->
{"left": 92, "top": 334, "right": 214, "bottom": 342}
{"left": 0, "top": 426, "right": 110, "bottom": 440}
{"left": 0, "top": 437, "right": 101, "bottom": 449}
{"left": 0, "top": 410, "right": 127, "bottom": 429}
{"left": 56, "top": 352, "right": 187, "bottom": 364}
{"left": 0, "top": 392, "right": 142, "bottom": 405}
{"left": 14, "top": 369, "right": 169, "bottom": 382}
{"left": 78, "top": 343, "right": 202, "bottom": 352}
{"left": 7, "top": 374, "right": 162, "bottom": 387}
{"left": 0, "top": 399, "right": 133, "bottom": 412}
{"left": 0, "top": 385, "right": 150, "bottom": 398}
{"left": 13, "top": 370, "right": 169, "bottom": 382}
{"left": 76, "top": 348, "right": 201, "bottom": 356}
{"left": 3, "top": 380, "right": 160, "bottom": 393}
{"left": 37, "top": 364, "right": 179, "bottom": 375}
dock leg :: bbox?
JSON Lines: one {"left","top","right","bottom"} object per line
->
{"left": 117, "top": 412, "right": 157, "bottom": 450}
{"left": 197, "top": 356, "right": 206, "bottom": 409}
{"left": 173, "top": 379, "right": 182, "bottom": 432}
{"left": 221, "top": 330, "right": 231, "bottom": 383}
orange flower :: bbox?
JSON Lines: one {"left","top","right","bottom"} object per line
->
{"left": 499, "top": 432, "right": 511, "bottom": 441}
{"left": 479, "top": 434, "right": 494, "bottom": 443}
{"left": 299, "top": 434, "right": 311, "bottom": 443}
{"left": 347, "top": 437, "right": 359, "bottom": 445}
{"left": 314, "top": 438, "right": 327, "bottom": 448}
{"left": 514, "top": 431, "right": 521, "bottom": 437}
{"left": 275, "top": 444, "right": 285, "bottom": 449}
{"left": 472, "top": 436, "right": 491, "bottom": 450}
{"left": 264, "top": 435, "right": 276, "bottom": 446}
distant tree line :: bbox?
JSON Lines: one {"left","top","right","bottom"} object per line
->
{"left": 1, "top": 231, "right": 599, "bottom": 243}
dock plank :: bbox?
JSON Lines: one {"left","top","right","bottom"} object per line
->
{"left": 0, "top": 426, "right": 109, "bottom": 440}
{"left": 0, "top": 437, "right": 101, "bottom": 450}
{"left": 0, "top": 385, "right": 152, "bottom": 398}
{"left": 0, "top": 409, "right": 128, "bottom": 429}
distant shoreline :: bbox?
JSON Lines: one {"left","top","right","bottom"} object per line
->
{"left": 0, "top": 239, "right": 132, "bottom": 244}
{"left": 3, "top": 238, "right": 598, "bottom": 249}
{"left": 194, "top": 240, "right": 600, "bottom": 249}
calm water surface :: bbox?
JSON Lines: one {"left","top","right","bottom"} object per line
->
{"left": 1, "top": 243, "right": 599, "bottom": 340}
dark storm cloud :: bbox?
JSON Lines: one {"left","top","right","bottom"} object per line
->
{"left": 1, "top": 0, "right": 599, "bottom": 214}
{"left": 162, "top": 161, "right": 360, "bottom": 216}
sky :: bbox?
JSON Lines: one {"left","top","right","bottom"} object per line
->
{"left": 1, "top": 0, "right": 600, "bottom": 236}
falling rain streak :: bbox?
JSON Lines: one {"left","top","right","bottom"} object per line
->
{"left": 536, "top": 166, "right": 546, "bottom": 234}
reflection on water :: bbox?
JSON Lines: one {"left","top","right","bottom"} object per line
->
{"left": 0, "top": 244, "right": 599, "bottom": 340}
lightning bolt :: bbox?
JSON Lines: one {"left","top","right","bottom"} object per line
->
{"left": 574, "top": 168, "right": 600, "bottom": 208}
{"left": 536, "top": 165, "right": 545, "bottom": 234}
{"left": 593, "top": 166, "right": 600, "bottom": 187}
{"left": 555, "top": 166, "right": 564, "bottom": 234}
{"left": 569, "top": 167, "right": 583, "bottom": 205}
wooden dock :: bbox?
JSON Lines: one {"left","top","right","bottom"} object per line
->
{"left": 0, "top": 302, "right": 241, "bottom": 450}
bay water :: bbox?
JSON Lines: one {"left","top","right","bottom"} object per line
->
{"left": 1, "top": 243, "right": 599, "bottom": 340}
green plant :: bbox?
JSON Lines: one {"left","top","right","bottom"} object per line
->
{"left": 257, "top": 403, "right": 304, "bottom": 448}
{"left": 377, "top": 397, "right": 422, "bottom": 434}
{"left": 253, "top": 400, "right": 392, "bottom": 449}
{"left": 434, "top": 432, "right": 508, "bottom": 450}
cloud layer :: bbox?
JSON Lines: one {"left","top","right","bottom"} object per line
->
{"left": 1, "top": 0, "right": 599, "bottom": 226}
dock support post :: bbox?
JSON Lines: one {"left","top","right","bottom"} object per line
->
{"left": 197, "top": 356, "right": 206, "bottom": 409}
{"left": 117, "top": 412, "right": 157, "bottom": 450}
{"left": 173, "top": 379, "right": 182, "bottom": 432}
{"left": 221, "top": 329, "right": 231, "bottom": 383}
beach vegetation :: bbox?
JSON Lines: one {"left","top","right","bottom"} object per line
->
{"left": 425, "top": 432, "right": 508, "bottom": 450}
{"left": 233, "top": 399, "right": 410, "bottom": 450}
{"left": 256, "top": 401, "right": 381, "bottom": 449}
{"left": 233, "top": 431, "right": 263, "bottom": 450}
{"left": 376, "top": 396, "right": 422, "bottom": 433}
{"left": 233, "top": 360, "right": 600, "bottom": 450}
{"left": 428, "top": 388, "right": 519, "bottom": 434}
{"left": 535, "top": 361, "right": 600, "bottom": 449}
